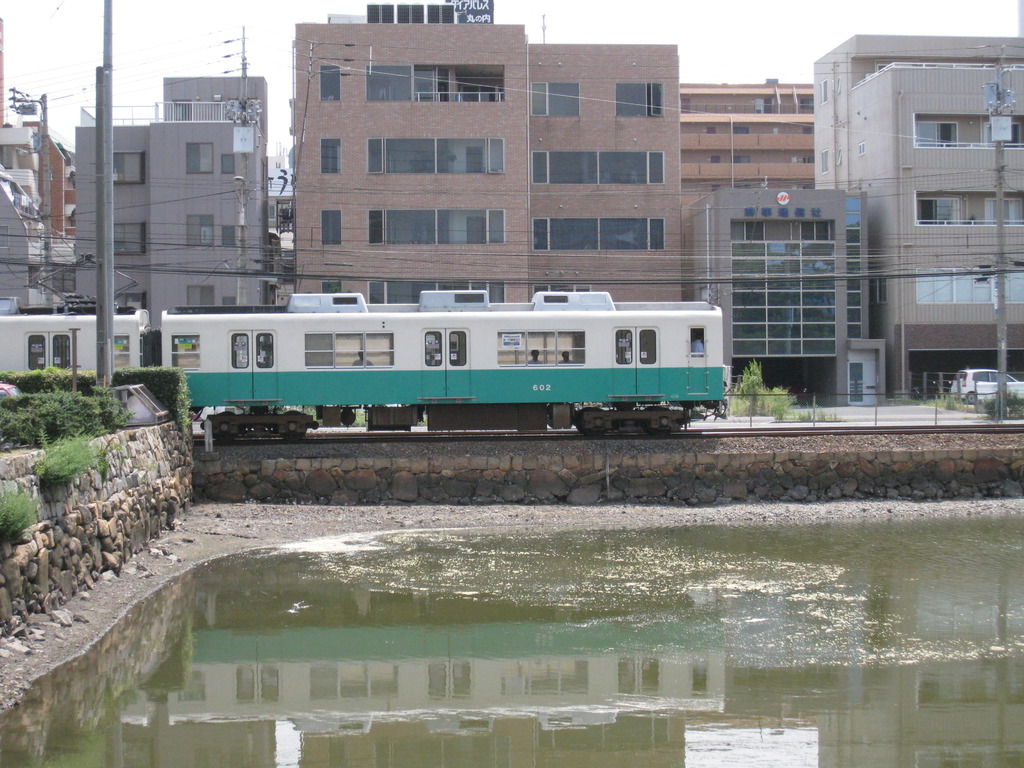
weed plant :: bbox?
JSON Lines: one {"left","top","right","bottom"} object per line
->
{"left": 36, "top": 437, "right": 100, "bottom": 487}
{"left": 0, "top": 489, "right": 37, "bottom": 542}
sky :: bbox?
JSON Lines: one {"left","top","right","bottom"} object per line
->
{"left": 2, "top": 0, "right": 1021, "bottom": 153}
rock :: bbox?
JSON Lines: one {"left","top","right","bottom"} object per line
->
{"left": 50, "top": 610, "right": 74, "bottom": 627}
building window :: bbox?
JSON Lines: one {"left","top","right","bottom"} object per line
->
{"left": 186, "top": 215, "right": 215, "bottom": 245}
{"left": 320, "top": 65, "right": 341, "bottom": 100}
{"left": 733, "top": 155, "right": 751, "bottom": 164}
{"left": 984, "top": 197, "right": 1024, "bottom": 224}
{"left": 186, "top": 286, "right": 214, "bottom": 306}
{"left": 800, "top": 221, "right": 833, "bottom": 240}
{"left": 819, "top": 79, "right": 829, "bottom": 104}
{"left": 533, "top": 218, "right": 664, "bottom": 250}
{"left": 113, "top": 152, "right": 145, "bottom": 183}
{"left": 819, "top": 149, "right": 829, "bottom": 174}
{"left": 367, "top": 65, "right": 412, "bottom": 101}
{"left": 221, "top": 225, "right": 236, "bottom": 246}
{"left": 730, "top": 221, "right": 765, "bottom": 241}
{"left": 0, "top": 225, "right": 9, "bottom": 249}
{"left": 113, "top": 223, "right": 146, "bottom": 254}
{"left": 532, "top": 151, "right": 663, "bottom": 184}
{"left": 185, "top": 143, "right": 214, "bottom": 174}
{"left": 754, "top": 98, "right": 774, "bottom": 114}
{"left": 369, "top": 209, "right": 504, "bottom": 245}
{"left": 733, "top": 125, "right": 750, "bottom": 134}
{"left": 858, "top": 142, "right": 866, "bottom": 156}
{"left": 368, "top": 138, "right": 503, "bottom": 174}
{"left": 705, "top": 126, "right": 717, "bottom": 134}
{"left": 916, "top": 269, "right": 993, "bottom": 304}
{"left": 531, "top": 82, "right": 580, "bottom": 116}
{"left": 616, "top": 82, "right": 663, "bottom": 117}
{"left": 321, "top": 210, "right": 342, "bottom": 245}
{"left": 916, "top": 121, "right": 958, "bottom": 147}
{"left": 917, "top": 197, "right": 961, "bottom": 224}
{"left": 220, "top": 154, "right": 235, "bottom": 174}
{"left": 321, "top": 139, "right": 341, "bottom": 173}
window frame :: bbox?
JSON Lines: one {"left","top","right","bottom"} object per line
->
{"left": 615, "top": 82, "right": 663, "bottom": 117}
{"left": 185, "top": 143, "right": 214, "bottom": 174}
{"left": 113, "top": 151, "right": 145, "bottom": 183}
{"left": 320, "top": 138, "right": 341, "bottom": 174}
{"left": 186, "top": 215, "right": 215, "bottom": 246}
{"left": 531, "top": 82, "right": 580, "bottom": 116}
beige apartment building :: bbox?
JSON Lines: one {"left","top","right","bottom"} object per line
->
{"left": 680, "top": 81, "right": 815, "bottom": 203}
{"left": 816, "top": 35, "right": 1024, "bottom": 393}
{"left": 292, "top": 9, "right": 683, "bottom": 303}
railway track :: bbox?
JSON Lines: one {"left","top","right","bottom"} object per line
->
{"left": 194, "top": 421, "right": 1024, "bottom": 447}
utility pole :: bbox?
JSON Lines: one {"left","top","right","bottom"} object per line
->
{"left": 228, "top": 29, "right": 260, "bottom": 306}
{"left": 95, "top": 0, "right": 115, "bottom": 384}
{"left": 986, "top": 62, "right": 1014, "bottom": 421}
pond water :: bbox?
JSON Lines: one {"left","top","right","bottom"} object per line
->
{"left": 2, "top": 514, "right": 1024, "bottom": 767}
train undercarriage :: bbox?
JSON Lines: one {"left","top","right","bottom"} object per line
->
{"left": 204, "top": 400, "right": 726, "bottom": 442}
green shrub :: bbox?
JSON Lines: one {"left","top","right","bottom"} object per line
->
{"left": 0, "top": 368, "right": 99, "bottom": 395}
{"left": 730, "top": 360, "right": 796, "bottom": 419}
{"left": 983, "top": 392, "right": 1024, "bottom": 419}
{"left": 0, "top": 488, "right": 37, "bottom": 542}
{"left": 36, "top": 437, "right": 100, "bottom": 486}
{"left": 0, "top": 391, "right": 129, "bottom": 446}
{"left": 113, "top": 367, "right": 191, "bottom": 429}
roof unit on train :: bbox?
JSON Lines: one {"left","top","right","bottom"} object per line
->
{"left": 531, "top": 292, "right": 615, "bottom": 311}
{"left": 0, "top": 298, "right": 19, "bottom": 315}
{"left": 418, "top": 290, "right": 490, "bottom": 311}
{"left": 286, "top": 293, "right": 369, "bottom": 313}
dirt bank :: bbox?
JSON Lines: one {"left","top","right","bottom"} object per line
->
{"left": 1, "top": 497, "right": 1022, "bottom": 710}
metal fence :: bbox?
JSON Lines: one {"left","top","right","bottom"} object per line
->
{"left": 703, "top": 391, "right": 1020, "bottom": 427}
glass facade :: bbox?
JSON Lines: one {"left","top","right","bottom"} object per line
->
{"left": 731, "top": 231, "right": 838, "bottom": 357}
{"left": 845, "top": 196, "right": 862, "bottom": 339}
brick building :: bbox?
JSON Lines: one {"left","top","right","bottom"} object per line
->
{"left": 293, "top": 10, "right": 683, "bottom": 303}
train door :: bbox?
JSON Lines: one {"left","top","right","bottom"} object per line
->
{"left": 226, "top": 331, "right": 278, "bottom": 403}
{"left": 612, "top": 328, "right": 661, "bottom": 397}
{"left": 687, "top": 326, "right": 710, "bottom": 395}
{"left": 422, "top": 329, "right": 471, "bottom": 400}
{"left": 27, "top": 332, "right": 72, "bottom": 370}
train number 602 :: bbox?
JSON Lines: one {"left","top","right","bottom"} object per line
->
{"left": 532, "top": 384, "right": 552, "bottom": 391}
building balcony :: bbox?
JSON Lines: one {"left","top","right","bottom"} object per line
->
{"left": 681, "top": 134, "right": 814, "bottom": 151}
{"left": 681, "top": 162, "right": 816, "bottom": 180}
{"left": 80, "top": 102, "right": 234, "bottom": 127}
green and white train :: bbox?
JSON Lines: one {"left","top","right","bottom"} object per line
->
{"left": 163, "top": 290, "right": 726, "bottom": 439}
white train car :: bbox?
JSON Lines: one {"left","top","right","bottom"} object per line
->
{"left": 163, "top": 291, "right": 726, "bottom": 438}
{"left": 0, "top": 299, "right": 152, "bottom": 373}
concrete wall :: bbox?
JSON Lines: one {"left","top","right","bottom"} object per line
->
{"left": 194, "top": 446, "right": 1024, "bottom": 506}
{"left": 0, "top": 424, "right": 192, "bottom": 629}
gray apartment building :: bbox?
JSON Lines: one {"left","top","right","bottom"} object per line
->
{"left": 292, "top": 8, "right": 683, "bottom": 303}
{"left": 76, "top": 76, "right": 269, "bottom": 319}
{"left": 815, "top": 35, "right": 1024, "bottom": 393}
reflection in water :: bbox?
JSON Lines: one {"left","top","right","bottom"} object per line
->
{"left": 1, "top": 516, "right": 1024, "bottom": 766}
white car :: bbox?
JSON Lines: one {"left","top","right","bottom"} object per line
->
{"left": 952, "top": 368, "right": 1024, "bottom": 403}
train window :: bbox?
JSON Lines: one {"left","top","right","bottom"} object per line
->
{"left": 336, "top": 334, "right": 364, "bottom": 367}
{"left": 690, "top": 328, "right": 705, "bottom": 357}
{"left": 28, "top": 335, "right": 47, "bottom": 370}
{"left": 171, "top": 335, "right": 201, "bottom": 370}
{"left": 448, "top": 331, "right": 467, "bottom": 366}
{"left": 231, "top": 334, "right": 250, "bottom": 369}
{"left": 304, "top": 333, "right": 334, "bottom": 367}
{"left": 615, "top": 330, "right": 633, "bottom": 365}
{"left": 365, "top": 333, "right": 394, "bottom": 367}
{"left": 51, "top": 334, "right": 71, "bottom": 369}
{"left": 256, "top": 334, "right": 274, "bottom": 368}
{"left": 557, "top": 331, "right": 585, "bottom": 364}
{"left": 425, "top": 331, "right": 443, "bottom": 366}
{"left": 496, "top": 330, "right": 584, "bottom": 365}
{"left": 114, "top": 335, "right": 131, "bottom": 369}
{"left": 639, "top": 329, "right": 657, "bottom": 364}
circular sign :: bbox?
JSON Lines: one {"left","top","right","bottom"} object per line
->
{"left": 776, "top": 192, "right": 791, "bottom": 205}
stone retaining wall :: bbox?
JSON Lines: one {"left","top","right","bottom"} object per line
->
{"left": 0, "top": 424, "right": 191, "bottom": 629}
{"left": 194, "top": 447, "right": 1024, "bottom": 506}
